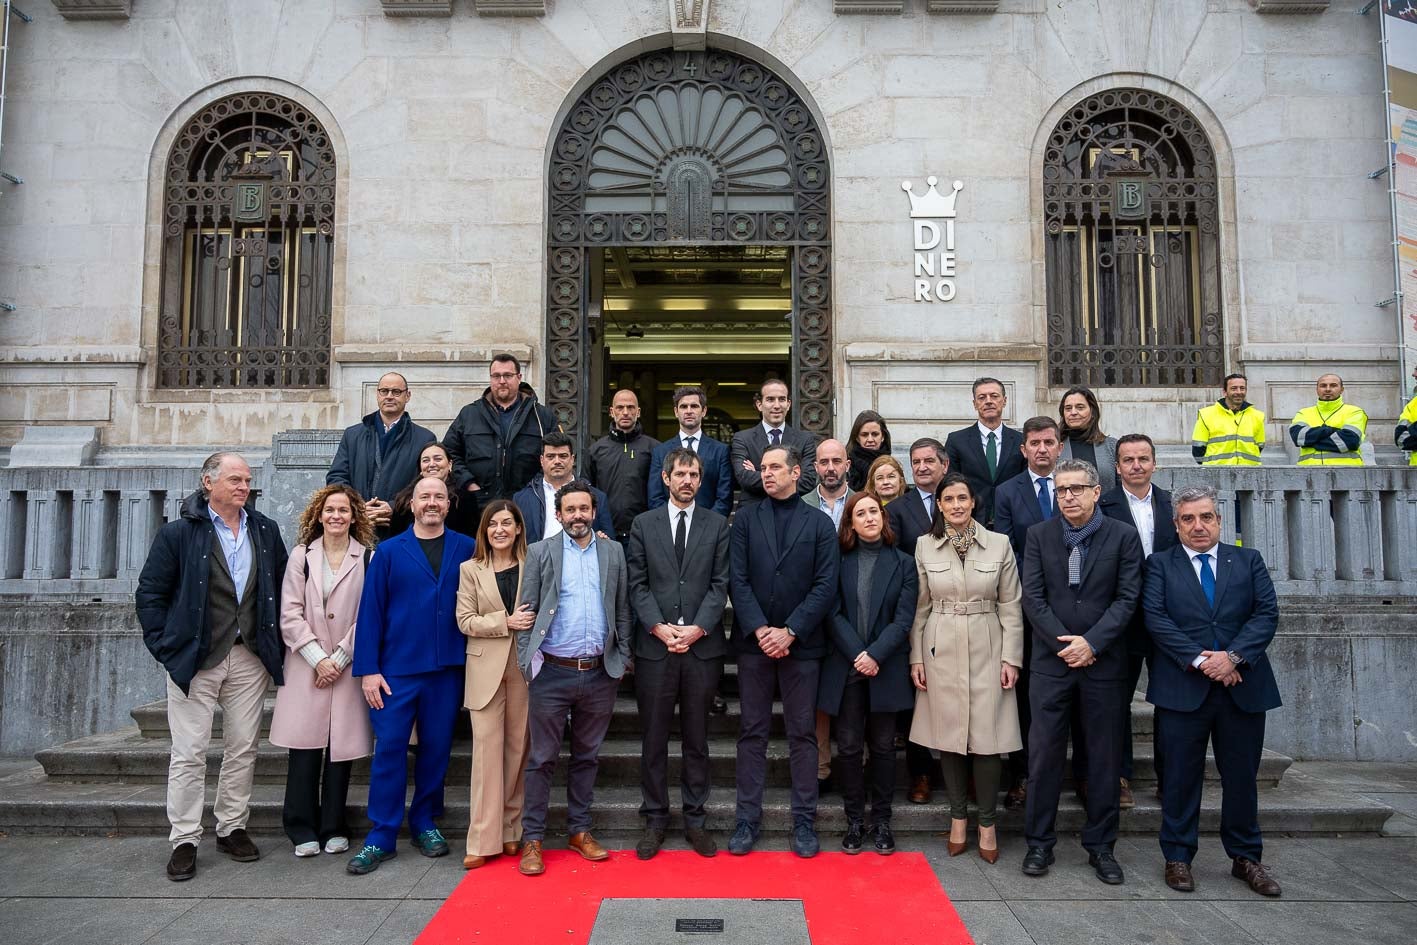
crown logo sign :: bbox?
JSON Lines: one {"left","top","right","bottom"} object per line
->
{"left": 902, "top": 176, "right": 964, "bottom": 218}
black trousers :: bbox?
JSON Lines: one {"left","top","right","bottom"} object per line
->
{"left": 283, "top": 747, "right": 353, "bottom": 845}
{"left": 1010, "top": 625, "right": 1034, "bottom": 784}
{"left": 834, "top": 677, "right": 897, "bottom": 825}
{"left": 1120, "top": 651, "right": 1148, "bottom": 782}
{"left": 636, "top": 651, "right": 724, "bottom": 829}
{"left": 736, "top": 652, "right": 819, "bottom": 825}
{"left": 1024, "top": 671, "right": 1124, "bottom": 854}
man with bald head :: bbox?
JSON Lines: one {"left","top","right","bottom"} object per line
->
{"left": 802, "top": 438, "right": 853, "bottom": 791}
{"left": 347, "top": 476, "right": 476, "bottom": 874}
{"left": 586, "top": 388, "right": 659, "bottom": 541}
{"left": 1289, "top": 373, "right": 1368, "bottom": 467}
{"left": 328, "top": 371, "right": 437, "bottom": 537}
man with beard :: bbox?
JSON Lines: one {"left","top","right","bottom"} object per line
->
{"left": 515, "top": 481, "right": 633, "bottom": 876}
{"left": 585, "top": 389, "right": 659, "bottom": 541}
{"left": 347, "top": 477, "right": 475, "bottom": 874}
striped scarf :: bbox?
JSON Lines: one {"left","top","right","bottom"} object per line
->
{"left": 1062, "top": 512, "right": 1104, "bottom": 588}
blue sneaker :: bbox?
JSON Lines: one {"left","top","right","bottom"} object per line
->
{"left": 346, "top": 844, "right": 396, "bottom": 875}
{"left": 727, "top": 820, "right": 759, "bottom": 856}
{"left": 790, "top": 820, "right": 819, "bottom": 858}
{"left": 412, "top": 828, "right": 449, "bottom": 858}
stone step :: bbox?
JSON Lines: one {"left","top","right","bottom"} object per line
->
{"left": 35, "top": 725, "right": 1281, "bottom": 790}
{"left": 130, "top": 695, "right": 1158, "bottom": 741}
{"left": 0, "top": 764, "right": 1391, "bottom": 838}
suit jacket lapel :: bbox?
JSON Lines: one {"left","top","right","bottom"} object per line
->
{"left": 682, "top": 506, "right": 712, "bottom": 571}
{"left": 327, "top": 540, "right": 364, "bottom": 595}
{"left": 596, "top": 539, "right": 613, "bottom": 614}
{"left": 757, "top": 500, "right": 780, "bottom": 562}
{"left": 403, "top": 533, "right": 435, "bottom": 580}
{"left": 1078, "top": 518, "right": 1105, "bottom": 587}
{"left": 839, "top": 554, "right": 867, "bottom": 648}
{"left": 865, "top": 551, "right": 896, "bottom": 637}
{"left": 906, "top": 490, "right": 930, "bottom": 532}
{"left": 1210, "top": 544, "right": 1234, "bottom": 613}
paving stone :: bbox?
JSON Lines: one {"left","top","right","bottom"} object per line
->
{"left": 149, "top": 897, "right": 399, "bottom": 945}
{"left": 948, "top": 902, "right": 1036, "bottom": 945}
{"left": 1300, "top": 836, "right": 1417, "bottom": 901}
{"left": 1212, "top": 901, "right": 1417, "bottom": 945}
{"left": 1007, "top": 900, "right": 1261, "bottom": 945}
{"left": 0, "top": 897, "right": 197, "bottom": 945}
{"left": 367, "top": 900, "right": 442, "bottom": 945}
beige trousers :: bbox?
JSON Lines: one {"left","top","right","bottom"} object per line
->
{"left": 466, "top": 646, "right": 531, "bottom": 856}
{"left": 165, "top": 643, "right": 270, "bottom": 847}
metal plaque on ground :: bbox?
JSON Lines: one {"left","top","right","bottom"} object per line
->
{"left": 588, "top": 898, "right": 810, "bottom": 944}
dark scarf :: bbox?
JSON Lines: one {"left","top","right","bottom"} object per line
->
{"left": 1062, "top": 512, "right": 1104, "bottom": 588}
{"left": 847, "top": 442, "right": 886, "bottom": 492}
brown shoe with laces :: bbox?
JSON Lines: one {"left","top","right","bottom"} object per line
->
{"left": 908, "top": 775, "right": 931, "bottom": 805}
{"left": 1165, "top": 860, "right": 1195, "bottom": 892}
{"left": 568, "top": 831, "right": 610, "bottom": 861}
{"left": 518, "top": 840, "right": 545, "bottom": 875}
{"left": 503, "top": 841, "right": 522, "bottom": 857}
{"left": 1232, "top": 857, "right": 1281, "bottom": 897}
{"left": 1004, "top": 779, "right": 1026, "bottom": 811}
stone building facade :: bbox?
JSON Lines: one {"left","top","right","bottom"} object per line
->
{"left": 0, "top": 0, "right": 1403, "bottom": 457}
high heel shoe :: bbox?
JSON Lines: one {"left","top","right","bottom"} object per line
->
{"left": 946, "top": 818, "right": 969, "bottom": 857}
{"left": 977, "top": 825, "right": 999, "bottom": 864}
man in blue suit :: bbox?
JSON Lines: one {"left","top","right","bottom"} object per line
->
{"left": 648, "top": 385, "right": 733, "bottom": 515}
{"left": 728, "top": 443, "right": 839, "bottom": 859}
{"left": 347, "top": 477, "right": 475, "bottom": 875}
{"left": 514, "top": 432, "right": 614, "bottom": 541}
{"left": 1143, "top": 483, "right": 1282, "bottom": 898}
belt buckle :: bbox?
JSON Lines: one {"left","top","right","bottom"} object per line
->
{"left": 953, "top": 603, "right": 969, "bottom": 615}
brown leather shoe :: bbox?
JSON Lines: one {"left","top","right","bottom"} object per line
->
{"left": 977, "top": 825, "right": 999, "bottom": 865}
{"left": 908, "top": 775, "right": 931, "bottom": 805}
{"left": 568, "top": 831, "right": 610, "bottom": 861}
{"left": 503, "top": 841, "right": 523, "bottom": 857}
{"left": 1232, "top": 857, "right": 1281, "bottom": 897}
{"left": 1004, "top": 779, "right": 1026, "bottom": 811}
{"left": 518, "top": 840, "right": 545, "bottom": 876}
{"left": 462, "top": 854, "right": 489, "bottom": 870}
{"left": 1165, "top": 860, "right": 1195, "bottom": 892}
{"left": 1118, "top": 777, "right": 1135, "bottom": 810}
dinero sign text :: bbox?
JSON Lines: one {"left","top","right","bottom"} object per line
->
{"left": 902, "top": 176, "right": 963, "bottom": 302}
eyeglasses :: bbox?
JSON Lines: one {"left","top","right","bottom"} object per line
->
{"left": 376, "top": 388, "right": 407, "bottom": 396}
{"left": 490, "top": 372, "right": 519, "bottom": 381}
{"left": 1054, "top": 484, "right": 1096, "bottom": 498}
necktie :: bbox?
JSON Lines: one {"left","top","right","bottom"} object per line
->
{"left": 986, "top": 432, "right": 998, "bottom": 479}
{"left": 769, "top": 428, "right": 781, "bottom": 447}
{"left": 674, "top": 510, "right": 687, "bottom": 565}
{"left": 1037, "top": 477, "right": 1053, "bottom": 520}
{"left": 1199, "top": 552, "right": 1218, "bottom": 648}
{"left": 685, "top": 435, "right": 697, "bottom": 452}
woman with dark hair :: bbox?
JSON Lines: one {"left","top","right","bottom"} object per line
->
{"left": 864, "top": 454, "right": 906, "bottom": 506}
{"left": 908, "top": 472, "right": 1023, "bottom": 864}
{"left": 1058, "top": 386, "right": 1117, "bottom": 491}
{"left": 270, "top": 484, "right": 376, "bottom": 857}
{"left": 817, "top": 492, "right": 918, "bottom": 855}
{"left": 455, "top": 499, "right": 535, "bottom": 869}
{"left": 388, "top": 442, "right": 477, "bottom": 538}
{"left": 847, "top": 410, "right": 893, "bottom": 492}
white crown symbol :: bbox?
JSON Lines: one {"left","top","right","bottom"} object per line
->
{"left": 902, "top": 176, "right": 964, "bottom": 218}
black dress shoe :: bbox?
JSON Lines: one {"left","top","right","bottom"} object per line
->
{"left": 636, "top": 826, "right": 665, "bottom": 860}
{"left": 872, "top": 822, "right": 896, "bottom": 855}
{"left": 216, "top": 829, "right": 260, "bottom": 862}
{"left": 817, "top": 775, "right": 833, "bottom": 796}
{"left": 1089, "top": 850, "right": 1125, "bottom": 885}
{"left": 841, "top": 819, "right": 865, "bottom": 855}
{"left": 166, "top": 842, "right": 197, "bottom": 881}
{"left": 1021, "top": 846, "right": 1054, "bottom": 876}
{"left": 685, "top": 826, "right": 717, "bottom": 857}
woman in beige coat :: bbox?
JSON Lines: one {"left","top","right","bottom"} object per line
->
{"left": 455, "top": 498, "right": 535, "bottom": 869}
{"left": 270, "top": 484, "right": 375, "bottom": 858}
{"left": 909, "top": 472, "right": 1023, "bottom": 864}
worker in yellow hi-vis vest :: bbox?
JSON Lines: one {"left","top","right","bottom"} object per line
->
{"left": 1288, "top": 374, "right": 1367, "bottom": 466}
{"left": 1192, "top": 373, "right": 1266, "bottom": 466}
{"left": 1395, "top": 393, "right": 1417, "bottom": 466}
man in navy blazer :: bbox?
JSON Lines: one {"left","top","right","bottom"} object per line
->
{"left": 1143, "top": 483, "right": 1282, "bottom": 898}
{"left": 728, "top": 443, "right": 839, "bottom": 859}
{"left": 730, "top": 379, "right": 818, "bottom": 504}
{"left": 886, "top": 437, "right": 948, "bottom": 557}
{"left": 348, "top": 477, "right": 475, "bottom": 874}
{"left": 944, "top": 377, "right": 1026, "bottom": 530}
{"left": 513, "top": 432, "right": 614, "bottom": 541}
{"left": 647, "top": 385, "right": 733, "bottom": 515}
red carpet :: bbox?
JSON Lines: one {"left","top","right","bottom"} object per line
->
{"left": 416, "top": 849, "right": 974, "bottom": 945}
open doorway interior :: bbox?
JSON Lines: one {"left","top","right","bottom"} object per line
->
{"left": 588, "top": 246, "right": 793, "bottom": 441}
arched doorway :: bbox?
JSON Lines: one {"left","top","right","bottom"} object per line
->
{"left": 545, "top": 47, "right": 831, "bottom": 446}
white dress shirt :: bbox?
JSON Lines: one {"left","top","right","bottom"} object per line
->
{"left": 1184, "top": 542, "right": 1221, "bottom": 667}
{"left": 976, "top": 419, "right": 1004, "bottom": 452}
{"left": 542, "top": 479, "right": 563, "bottom": 539}
{"left": 814, "top": 487, "right": 849, "bottom": 529}
{"left": 915, "top": 486, "right": 934, "bottom": 520}
{"left": 668, "top": 500, "right": 695, "bottom": 545}
{"left": 677, "top": 429, "right": 702, "bottom": 452}
{"left": 1124, "top": 486, "right": 1156, "bottom": 557}
{"left": 1028, "top": 468, "right": 1054, "bottom": 509}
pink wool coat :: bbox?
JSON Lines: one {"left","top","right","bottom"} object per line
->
{"left": 269, "top": 540, "right": 374, "bottom": 762}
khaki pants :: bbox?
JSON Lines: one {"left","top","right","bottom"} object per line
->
{"left": 165, "top": 643, "right": 270, "bottom": 847}
{"left": 466, "top": 647, "right": 530, "bottom": 856}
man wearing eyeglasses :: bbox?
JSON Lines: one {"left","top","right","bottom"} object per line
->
{"left": 1017, "top": 458, "right": 1142, "bottom": 886}
{"left": 328, "top": 371, "right": 436, "bottom": 537}
{"left": 443, "top": 353, "right": 562, "bottom": 523}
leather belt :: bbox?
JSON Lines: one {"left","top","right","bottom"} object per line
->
{"left": 543, "top": 653, "right": 602, "bottom": 671}
{"left": 932, "top": 600, "right": 997, "bottom": 615}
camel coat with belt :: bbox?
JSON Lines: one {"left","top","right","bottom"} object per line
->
{"left": 455, "top": 555, "right": 530, "bottom": 855}
{"left": 908, "top": 527, "right": 1025, "bottom": 756}
{"left": 269, "top": 541, "right": 373, "bottom": 763}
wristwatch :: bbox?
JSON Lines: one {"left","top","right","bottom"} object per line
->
{"left": 1225, "top": 650, "right": 1243, "bottom": 666}
{"left": 785, "top": 628, "right": 796, "bottom": 637}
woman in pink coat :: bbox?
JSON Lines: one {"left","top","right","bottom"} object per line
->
{"left": 270, "top": 484, "right": 376, "bottom": 857}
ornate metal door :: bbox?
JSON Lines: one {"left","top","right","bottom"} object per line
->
{"left": 546, "top": 47, "right": 831, "bottom": 444}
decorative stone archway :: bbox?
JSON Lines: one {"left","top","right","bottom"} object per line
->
{"left": 545, "top": 46, "right": 832, "bottom": 442}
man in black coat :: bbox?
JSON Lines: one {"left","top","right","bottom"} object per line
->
{"left": 730, "top": 378, "right": 818, "bottom": 504}
{"left": 1019, "top": 458, "right": 1143, "bottom": 886}
{"left": 135, "top": 452, "right": 289, "bottom": 882}
{"left": 626, "top": 447, "right": 730, "bottom": 860}
{"left": 1097, "top": 433, "right": 1178, "bottom": 807}
{"left": 728, "top": 443, "right": 839, "bottom": 859}
{"left": 585, "top": 388, "right": 658, "bottom": 541}
{"left": 887, "top": 437, "right": 948, "bottom": 557}
{"left": 326, "top": 371, "right": 436, "bottom": 536}
{"left": 443, "top": 353, "right": 560, "bottom": 523}
{"left": 945, "top": 377, "right": 1025, "bottom": 530}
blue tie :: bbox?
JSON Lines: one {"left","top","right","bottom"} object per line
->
{"left": 1199, "top": 552, "right": 1218, "bottom": 648}
{"left": 1036, "top": 477, "right": 1053, "bottom": 520}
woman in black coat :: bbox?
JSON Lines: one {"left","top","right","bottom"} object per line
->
{"left": 817, "top": 492, "right": 918, "bottom": 855}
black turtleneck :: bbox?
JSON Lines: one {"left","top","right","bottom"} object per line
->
{"left": 770, "top": 494, "right": 797, "bottom": 549}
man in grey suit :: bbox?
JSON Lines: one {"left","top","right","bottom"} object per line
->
{"left": 626, "top": 448, "right": 731, "bottom": 860}
{"left": 514, "top": 480, "right": 633, "bottom": 876}
{"left": 730, "top": 378, "right": 818, "bottom": 503}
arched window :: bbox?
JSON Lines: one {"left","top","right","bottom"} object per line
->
{"left": 158, "top": 93, "right": 335, "bottom": 389}
{"left": 1044, "top": 88, "right": 1223, "bottom": 388}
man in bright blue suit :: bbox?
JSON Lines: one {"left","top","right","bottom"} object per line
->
{"left": 346, "top": 477, "right": 476, "bottom": 875}
{"left": 1143, "top": 483, "right": 1282, "bottom": 898}
{"left": 647, "top": 385, "right": 733, "bottom": 515}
